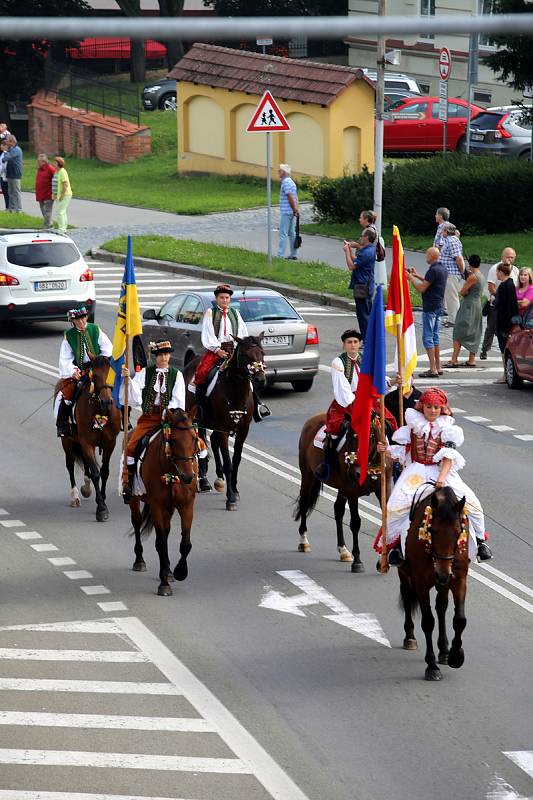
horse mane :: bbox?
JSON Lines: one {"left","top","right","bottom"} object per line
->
{"left": 91, "top": 355, "right": 110, "bottom": 369}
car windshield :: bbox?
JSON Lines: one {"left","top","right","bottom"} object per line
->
{"left": 7, "top": 242, "right": 80, "bottom": 268}
{"left": 232, "top": 296, "right": 300, "bottom": 322}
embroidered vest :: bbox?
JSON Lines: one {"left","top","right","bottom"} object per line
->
{"left": 141, "top": 366, "right": 178, "bottom": 415}
{"left": 212, "top": 305, "right": 239, "bottom": 339}
{"left": 65, "top": 323, "right": 101, "bottom": 368}
{"left": 339, "top": 352, "right": 360, "bottom": 385}
{"left": 410, "top": 430, "right": 441, "bottom": 466}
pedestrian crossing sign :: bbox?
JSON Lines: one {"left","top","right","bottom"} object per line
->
{"left": 247, "top": 91, "right": 290, "bottom": 132}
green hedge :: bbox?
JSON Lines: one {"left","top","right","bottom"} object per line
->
{"left": 310, "top": 155, "right": 533, "bottom": 234}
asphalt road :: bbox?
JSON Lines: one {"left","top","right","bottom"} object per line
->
{"left": 1, "top": 257, "right": 532, "bottom": 800}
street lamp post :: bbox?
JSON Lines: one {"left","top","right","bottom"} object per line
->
{"left": 373, "top": 0, "right": 386, "bottom": 241}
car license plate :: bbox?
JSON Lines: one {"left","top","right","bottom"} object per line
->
{"left": 471, "top": 133, "right": 484, "bottom": 142}
{"left": 264, "top": 335, "right": 290, "bottom": 346}
{"left": 34, "top": 280, "right": 67, "bottom": 291}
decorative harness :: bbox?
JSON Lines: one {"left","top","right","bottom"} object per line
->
{"left": 160, "top": 414, "right": 199, "bottom": 485}
{"left": 410, "top": 483, "right": 469, "bottom": 563}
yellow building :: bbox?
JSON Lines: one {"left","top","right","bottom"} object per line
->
{"left": 168, "top": 44, "right": 376, "bottom": 179}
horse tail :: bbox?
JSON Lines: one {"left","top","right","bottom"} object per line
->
{"left": 293, "top": 474, "right": 322, "bottom": 522}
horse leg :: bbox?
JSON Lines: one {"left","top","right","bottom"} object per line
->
{"left": 80, "top": 444, "right": 108, "bottom": 522}
{"left": 418, "top": 587, "right": 442, "bottom": 681}
{"left": 131, "top": 499, "right": 146, "bottom": 572}
{"left": 230, "top": 428, "right": 247, "bottom": 501}
{"left": 62, "top": 440, "right": 80, "bottom": 507}
{"left": 347, "top": 496, "right": 364, "bottom": 573}
{"left": 448, "top": 577, "right": 467, "bottom": 669}
{"left": 173, "top": 497, "right": 193, "bottom": 582}
{"left": 436, "top": 587, "right": 450, "bottom": 664}
{"left": 98, "top": 443, "right": 114, "bottom": 502}
{"left": 295, "top": 466, "right": 316, "bottom": 553}
{"left": 219, "top": 433, "right": 237, "bottom": 511}
{"left": 211, "top": 431, "right": 225, "bottom": 493}
{"left": 399, "top": 568, "right": 417, "bottom": 650}
{"left": 153, "top": 510, "right": 173, "bottom": 596}
{"left": 80, "top": 469, "right": 92, "bottom": 498}
{"left": 334, "top": 493, "right": 353, "bottom": 563}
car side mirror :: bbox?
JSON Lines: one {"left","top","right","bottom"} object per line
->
{"left": 510, "top": 315, "right": 523, "bottom": 326}
{"left": 143, "top": 309, "right": 157, "bottom": 320}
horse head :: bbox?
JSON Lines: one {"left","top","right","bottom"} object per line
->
{"left": 162, "top": 408, "right": 199, "bottom": 486}
{"left": 232, "top": 335, "right": 266, "bottom": 388}
{"left": 85, "top": 355, "right": 113, "bottom": 413}
{"left": 426, "top": 488, "right": 467, "bottom": 586}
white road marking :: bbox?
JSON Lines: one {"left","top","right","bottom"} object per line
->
{"left": 63, "top": 570, "right": 93, "bottom": 580}
{"left": 97, "top": 601, "right": 128, "bottom": 612}
{"left": 488, "top": 425, "right": 515, "bottom": 432}
{"left": 486, "top": 773, "right": 533, "bottom": 800}
{"left": 479, "top": 564, "right": 533, "bottom": 600}
{"left": 514, "top": 434, "right": 533, "bottom": 442}
{"left": 0, "top": 649, "right": 147, "bottom": 662}
{"left": 464, "top": 415, "right": 492, "bottom": 423}
{"left": 0, "top": 711, "right": 215, "bottom": 732}
{"left": 0, "top": 678, "right": 181, "bottom": 694}
{"left": 0, "top": 508, "right": 8, "bottom": 514}
{"left": 0, "top": 519, "right": 24, "bottom": 528}
{"left": 48, "top": 556, "right": 76, "bottom": 566}
{"left": 15, "top": 530, "right": 42, "bottom": 540}
{"left": 505, "top": 752, "right": 533, "bottom": 780}
{"left": 469, "top": 568, "right": 533, "bottom": 615}
{"left": 0, "top": 794, "right": 204, "bottom": 800}
{"left": 30, "top": 543, "right": 58, "bottom": 552}
{"left": 0, "top": 619, "right": 123, "bottom": 633}
{"left": 80, "top": 584, "right": 111, "bottom": 595}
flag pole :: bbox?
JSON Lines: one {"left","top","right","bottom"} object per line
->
{"left": 121, "top": 334, "right": 130, "bottom": 489}
{"left": 396, "top": 323, "right": 404, "bottom": 426}
{"left": 379, "top": 394, "right": 389, "bottom": 574}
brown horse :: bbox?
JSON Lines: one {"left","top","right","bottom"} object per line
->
{"left": 399, "top": 486, "right": 469, "bottom": 682}
{"left": 128, "top": 408, "right": 199, "bottom": 596}
{"left": 294, "top": 410, "right": 392, "bottom": 573}
{"left": 184, "top": 336, "right": 266, "bottom": 511}
{"left": 55, "top": 355, "right": 121, "bottom": 522}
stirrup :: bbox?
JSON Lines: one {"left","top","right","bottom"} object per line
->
{"left": 387, "top": 547, "right": 404, "bottom": 567}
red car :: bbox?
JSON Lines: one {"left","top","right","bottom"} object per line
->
{"left": 384, "top": 96, "right": 486, "bottom": 152}
{"left": 505, "top": 304, "right": 533, "bottom": 388}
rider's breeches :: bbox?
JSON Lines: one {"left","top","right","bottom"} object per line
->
{"left": 126, "top": 412, "right": 163, "bottom": 459}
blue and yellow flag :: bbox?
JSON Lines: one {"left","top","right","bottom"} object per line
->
{"left": 108, "top": 235, "right": 143, "bottom": 408}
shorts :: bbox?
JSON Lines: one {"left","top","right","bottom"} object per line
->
{"left": 422, "top": 310, "right": 442, "bottom": 349}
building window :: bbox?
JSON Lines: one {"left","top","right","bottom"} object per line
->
{"left": 480, "top": 0, "right": 496, "bottom": 48}
{"left": 420, "top": 0, "right": 435, "bottom": 41}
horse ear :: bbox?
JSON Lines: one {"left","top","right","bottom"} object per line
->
{"left": 188, "top": 404, "right": 198, "bottom": 421}
{"left": 455, "top": 495, "right": 466, "bottom": 514}
{"left": 257, "top": 331, "right": 265, "bottom": 342}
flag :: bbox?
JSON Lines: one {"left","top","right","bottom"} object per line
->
{"left": 108, "top": 235, "right": 143, "bottom": 408}
{"left": 351, "top": 285, "right": 386, "bottom": 486}
{"left": 384, "top": 225, "right": 417, "bottom": 395}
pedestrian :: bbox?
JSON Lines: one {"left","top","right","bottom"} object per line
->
{"left": 493, "top": 262, "right": 519, "bottom": 384}
{"left": 343, "top": 227, "right": 376, "bottom": 342}
{"left": 0, "top": 141, "right": 8, "bottom": 210}
{"left": 53, "top": 156, "right": 73, "bottom": 232}
{"left": 479, "top": 247, "right": 520, "bottom": 360}
{"left": 516, "top": 267, "right": 533, "bottom": 313}
{"left": 35, "top": 154, "right": 56, "bottom": 229}
{"left": 0, "top": 123, "right": 10, "bottom": 142}
{"left": 440, "top": 222, "right": 465, "bottom": 327}
{"left": 350, "top": 209, "right": 387, "bottom": 290}
{"left": 384, "top": 377, "right": 421, "bottom": 427}
{"left": 445, "top": 254, "right": 485, "bottom": 369}
{"left": 2, "top": 135, "right": 23, "bottom": 213}
{"left": 433, "top": 207, "right": 450, "bottom": 249}
{"left": 277, "top": 163, "right": 299, "bottom": 260}
{"left": 406, "top": 246, "right": 447, "bottom": 378}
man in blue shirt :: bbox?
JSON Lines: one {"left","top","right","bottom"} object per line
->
{"left": 277, "top": 164, "right": 299, "bottom": 260}
{"left": 407, "top": 246, "right": 448, "bottom": 378}
{"left": 3, "top": 135, "right": 23, "bottom": 213}
{"left": 344, "top": 227, "right": 376, "bottom": 342}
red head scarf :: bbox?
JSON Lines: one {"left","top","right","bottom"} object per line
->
{"left": 415, "top": 388, "right": 451, "bottom": 415}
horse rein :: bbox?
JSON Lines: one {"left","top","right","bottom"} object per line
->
{"left": 412, "top": 482, "right": 467, "bottom": 564}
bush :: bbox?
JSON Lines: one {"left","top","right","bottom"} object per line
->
{"left": 311, "top": 155, "right": 533, "bottom": 234}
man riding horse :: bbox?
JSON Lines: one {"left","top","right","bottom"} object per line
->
{"left": 188, "top": 283, "right": 270, "bottom": 422}
{"left": 55, "top": 306, "right": 112, "bottom": 437}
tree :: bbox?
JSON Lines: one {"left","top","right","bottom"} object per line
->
{"left": 114, "top": 0, "right": 146, "bottom": 82}
{"left": 157, "top": 0, "right": 185, "bottom": 70}
{"left": 484, "top": 0, "right": 533, "bottom": 94}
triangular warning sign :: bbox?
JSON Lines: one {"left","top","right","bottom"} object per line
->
{"left": 247, "top": 91, "right": 290, "bottom": 133}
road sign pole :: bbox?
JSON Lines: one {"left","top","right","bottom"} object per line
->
{"left": 266, "top": 130, "right": 272, "bottom": 265}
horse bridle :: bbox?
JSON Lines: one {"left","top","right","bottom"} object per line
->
{"left": 164, "top": 423, "right": 199, "bottom": 465}
{"left": 411, "top": 482, "right": 465, "bottom": 564}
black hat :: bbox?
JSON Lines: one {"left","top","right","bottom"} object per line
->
{"left": 341, "top": 328, "right": 362, "bottom": 342}
{"left": 150, "top": 340, "right": 174, "bottom": 355}
{"left": 214, "top": 284, "right": 233, "bottom": 297}
{"left": 67, "top": 306, "right": 88, "bottom": 321}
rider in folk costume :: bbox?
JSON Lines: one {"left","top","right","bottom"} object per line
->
{"left": 189, "top": 283, "right": 270, "bottom": 421}
{"left": 120, "top": 340, "right": 188, "bottom": 502}
{"left": 375, "top": 387, "right": 492, "bottom": 565}
{"left": 55, "top": 306, "right": 112, "bottom": 437}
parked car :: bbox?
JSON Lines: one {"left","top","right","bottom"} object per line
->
{"left": 0, "top": 229, "right": 95, "bottom": 322}
{"left": 384, "top": 96, "right": 486, "bottom": 152}
{"left": 384, "top": 90, "right": 421, "bottom": 111}
{"left": 141, "top": 77, "right": 176, "bottom": 111}
{"left": 468, "top": 107, "right": 532, "bottom": 159}
{"left": 505, "top": 305, "right": 533, "bottom": 388}
{"left": 135, "top": 288, "right": 320, "bottom": 392}
{"left": 361, "top": 70, "right": 422, "bottom": 95}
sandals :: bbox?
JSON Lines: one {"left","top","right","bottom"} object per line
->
{"left": 443, "top": 361, "right": 459, "bottom": 368}
{"left": 461, "top": 362, "right": 477, "bottom": 368}
{"left": 418, "top": 370, "right": 439, "bottom": 378}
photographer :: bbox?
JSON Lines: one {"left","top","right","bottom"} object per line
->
{"left": 344, "top": 227, "right": 376, "bottom": 342}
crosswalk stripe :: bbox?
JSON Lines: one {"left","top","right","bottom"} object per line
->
{"left": 0, "top": 793, "right": 198, "bottom": 800}
{"left": 0, "top": 711, "right": 215, "bottom": 732}
{"left": 0, "top": 649, "right": 147, "bottom": 662}
{"left": 0, "top": 678, "right": 180, "bottom": 694}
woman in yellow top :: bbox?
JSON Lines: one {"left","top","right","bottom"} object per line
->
{"left": 53, "top": 156, "right": 72, "bottom": 233}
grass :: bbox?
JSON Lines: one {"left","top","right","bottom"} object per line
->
{"left": 0, "top": 210, "right": 45, "bottom": 228}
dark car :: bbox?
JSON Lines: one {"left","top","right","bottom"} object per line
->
{"left": 134, "top": 288, "right": 320, "bottom": 392}
{"left": 468, "top": 108, "right": 532, "bottom": 159}
{"left": 504, "top": 305, "right": 533, "bottom": 388}
{"left": 141, "top": 78, "right": 176, "bottom": 111}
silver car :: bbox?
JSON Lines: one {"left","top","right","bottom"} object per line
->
{"left": 134, "top": 287, "right": 320, "bottom": 392}
{"left": 468, "top": 107, "right": 532, "bottom": 159}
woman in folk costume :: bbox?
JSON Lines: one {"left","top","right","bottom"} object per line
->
{"left": 375, "top": 387, "right": 492, "bottom": 566}
{"left": 55, "top": 306, "right": 112, "bottom": 437}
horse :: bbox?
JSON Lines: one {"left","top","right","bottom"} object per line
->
{"left": 55, "top": 354, "right": 121, "bottom": 522}
{"left": 184, "top": 336, "right": 266, "bottom": 511}
{"left": 294, "top": 410, "right": 392, "bottom": 573}
{"left": 128, "top": 408, "right": 199, "bottom": 597}
{"left": 399, "top": 486, "right": 469, "bottom": 682}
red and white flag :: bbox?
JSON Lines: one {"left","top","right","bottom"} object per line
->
{"left": 384, "top": 225, "right": 417, "bottom": 395}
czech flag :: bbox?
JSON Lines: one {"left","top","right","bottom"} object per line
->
{"left": 385, "top": 225, "right": 417, "bottom": 395}
{"left": 351, "top": 285, "right": 387, "bottom": 486}
{"left": 108, "top": 235, "right": 143, "bottom": 408}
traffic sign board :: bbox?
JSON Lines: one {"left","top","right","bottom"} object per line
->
{"left": 246, "top": 91, "right": 290, "bottom": 133}
{"left": 439, "top": 47, "right": 452, "bottom": 81}
{"left": 438, "top": 80, "right": 449, "bottom": 121}
{"left": 256, "top": 37, "right": 273, "bottom": 46}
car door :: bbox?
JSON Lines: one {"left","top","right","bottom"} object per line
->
{"left": 516, "top": 306, "right": 533, "bottom": 380}
{"left": 385, "top": 100, "right": 430, "bottom": 151}
{"left": 152, "top": 294, "right": 186, "bottom": 366}
{"left": 174, "top": 294, "right": 204, "bottom": 369}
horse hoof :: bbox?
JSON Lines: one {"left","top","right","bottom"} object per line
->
{"left": 448, "top": 647, "right": 465, "bottom": 669}
{"left": 233, "top": 490, "right": 240, "bottom": 501}
{"left": 173, "top": 561, "right": 188, "bottom": 582}
{"left": 438, "top": 652, "right": 449, "bottom": 665}
{"left": 351, "top": 560, "right": 365, "bottom": 573}
{"left": 132, "top": 561, "right": 146, "bottom": 572}
{"left": 80, "top": 484, "right": 92, "bottom": 498}
{"left": 157, "top": 584, "right": 173, "bottom": 597}
{"left": 298, "top": 542, "right": 311, "bottom": 553}
{"left": 214, "top": 478, "right": 225, "bottom": 492}
{"left": 425, "top": 667, "right": 443, "bottom": 682}
{"left": 70, "top": 498, "right": 81, "bottom": 508}
{"left": 226, "top": 501, "right": 237, "bottom": 511}
{"left": 338, "top": 547, "right": 354, "bottom": 563}
{"left": 403, "top": 638, "right": 418, "bottom": 651}
{"left": 96, "top": 508, "right": 109, "bottom": 522}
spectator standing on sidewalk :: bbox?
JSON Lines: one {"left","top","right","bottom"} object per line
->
{"left": 446, "top": 254, "right": 485, "bottom": 368}
{"left": 3, "top": 135, "right": 23, "bottom": 213}
{"left": 433, "top": 207, "right": 450, "bottom": 249}
{"left": 277, "top": 163, "right": 299, "bottom": 260}
{"left": 350, "top": 210, "right": 387, "bottom": 290}
{"left": 493, "top": 262, "right": 519, "bottom": 384}
{"left": 406, "top": 247, "right": 447, "bottom": 378}
{"left": 0, "top": 141, "right": 8, "bottom": 210}
{"left": 344, "top": 227, "right": 376, "bottom": 341}
{"left": 35, "top": 154, "right": 56, "bottom": 229}
{"left": 53, "top": 156, "right": 72, "bottom": 233}
{"left": 516, "top": 267, "right": 533, "bottom": 313}
{"left": 480, "top": 248, "right": 520, "bottom": 359}
{"left": 440, "top": 223, "right": 465, "bottom": 327}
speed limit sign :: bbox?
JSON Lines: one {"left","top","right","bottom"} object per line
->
{"left": 439, "top": 48, "right": 452, "bottom": 81}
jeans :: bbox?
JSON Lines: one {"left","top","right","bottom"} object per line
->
{"left": 39, "top": 199, "right": 54, "bottom": 228}
{"left": 481, "top": 303, "right": 495, "bottom": 355}
{"left": 0, "top": 179, "right": 8, "bottom": 209}
{"left": 7, "top": 178, "right": 21, "bottom": 212}
{"left": 278, "top": 213, "right": 296, "bottom": 258}
{"left": 55, "top": 195, "right": 72, "bottom": 232}
{"left": 422, "top": 309, "right": 442, "bottom": 349}
{"left": 354, "top": 296, "right": 371, "bottom": 341}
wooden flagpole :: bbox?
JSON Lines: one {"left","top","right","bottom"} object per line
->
{"left": 121, "top": 335, "right": 130, "bottom": 490}
{"left": 396, "top": 323, "right": 404, "bottom": 427}
{"left": 379, "top": 394, "right": 389, "bottom": 574}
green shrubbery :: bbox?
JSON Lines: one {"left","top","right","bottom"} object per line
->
{"left": 310, "top": 155, "right": 533, "bottom": 234}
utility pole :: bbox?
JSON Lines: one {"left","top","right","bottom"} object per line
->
{"left": 373, "top": 0, "right": 386, "bottom": 239}
{"left": 465, "top": 0, "right": 480, "bottom": 155}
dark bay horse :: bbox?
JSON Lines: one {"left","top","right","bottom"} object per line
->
{"left": 55, "top": 355, "right": 121, "bottom": 522}
{"left": 184, "top": 336, "right": 266, "bottom": 511}
{"left": 128, "top": 408, "right": 199, "bottom": 596}
{"left": 294, "top": 411, "right": 392, "bottom": 573}
{"left": 399, "top": 486, "right": 469, "bottom": 682}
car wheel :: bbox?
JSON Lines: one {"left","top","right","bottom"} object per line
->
{"left": 159, "top": 93, "right": 176, "bottom": 112}
{"left": 133, "top": 336, "right": 147, "bottom": 369}
{"left": 505, "top": 353, "right": 523, "bottom": 389}
{"left": 519, "top": 150, "right": 531, "bottom": 160}
{"left": 291, "top": 378, "right": 314, "bottom": 392}
{"left": 456, "top": 136, "right": 467, "bottom": 153}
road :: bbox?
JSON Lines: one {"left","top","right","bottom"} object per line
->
{"left": 1, "top": 256, "right": 532, "bottom": 800}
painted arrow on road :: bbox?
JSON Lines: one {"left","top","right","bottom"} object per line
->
{"left": 260, "top": 569, "right": 390, "bottom": 648}
{"left": 485, "top": 752, "right": 533, "bottom": 800}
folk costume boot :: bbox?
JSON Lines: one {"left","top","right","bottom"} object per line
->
{"left": 315, "top": 435, "right": 336, "bottom": 482}
{"left": 122, "top": 463, "right": 136, "bottom": 504}
{"left": 476, "top": 538, "right": 493, "bottom": 561}
{"left": 197, "top": 455, "right": 212, "bottom": 493}
{"left": 387, "top": 546, "right": 404, "bottom": 567}
{"left": 56, "top": 401, "right": 72, "bottom": 438}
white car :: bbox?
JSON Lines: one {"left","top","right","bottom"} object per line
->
{"left": 0, "top": 229, "right": 95, "bottom": 322}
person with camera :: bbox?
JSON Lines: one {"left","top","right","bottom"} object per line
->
{"left": 406, "top": 247, "right": 447, "bottom": 378}
{"left": 343, "top": 228, "right": 376, "bottom": 342}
